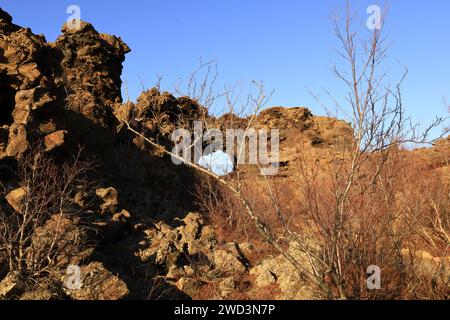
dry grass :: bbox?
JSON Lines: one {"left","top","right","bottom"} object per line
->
{"left": 195, "top": 143, "right": 449, "bottom": 300}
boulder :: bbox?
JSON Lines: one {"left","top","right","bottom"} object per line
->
{"left": 249, "top": 243, "right": 319, "bottom": 300}
{"left": 44, "top": 130, "right": 67, "bottom": 151}
{"left": 96, "top": 187, "right": 119, "bottom": 214}
{"left": 213, "top": 248, "right": 246, "bottom": 276}
{"left": 175, "top": 277, "right": 201, "bottom": 297}
{"left": 63, "top": 262, "right": 129, "bottom": 300}
{"left": 5, "top": 187, "right": 28, "bottom": 213}
{"left": 5, "top": 124, "right": 28, "bottom": 157}
{"left": 0, "top": 273, "right": 19, "bottom": 299}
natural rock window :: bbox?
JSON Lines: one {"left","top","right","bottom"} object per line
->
{"left": 198, "top": 150, "right": 234, "bottom": 176}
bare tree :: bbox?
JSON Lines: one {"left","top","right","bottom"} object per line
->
{"left": 285, "top": 1, "right": 449, "bottom": 298}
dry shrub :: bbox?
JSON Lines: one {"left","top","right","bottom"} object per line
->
{"left": 0, "top": 146, "right": 96, "bottom": 296}
{"left": 287, "top": 147, "right": 449, "bottom": 299}
{"left": 191, "top": 283, "right": 221, "bottom": 300}
{"left": 194, "top": 175, "right": 277, "bottom": 264}
{"left": 244, "top": 283, "right": 282, "bottom": 301}
{"left": 191, "top": 274, "right": 281, "bottom": 301}
{"left": 195, "top": 144, "right": 449, "bottom": 300}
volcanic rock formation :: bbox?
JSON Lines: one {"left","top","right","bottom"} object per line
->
{"left": 0, "top": 8, "right": 448, "bottom": 300}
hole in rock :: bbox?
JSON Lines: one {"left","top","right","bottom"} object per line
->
{"left": 198, "top": 150, "right": 234, "bottom": 177}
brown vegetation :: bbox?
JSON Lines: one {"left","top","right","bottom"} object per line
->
{"left": 0, "top": 146, "right": 95, "bottom": 297}
{"left": 0, "top": 5, "right": 448, "bottom": 301}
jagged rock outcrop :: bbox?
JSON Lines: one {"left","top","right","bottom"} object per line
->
{"left": 209, "top": 106, "right": 353, "bottom": 148}
{"left": 139, "top": 212, "right": 216, "bottom": 267}
{"left": 137, "top": 212, "right": 249, "bottom": 297}
{"left": 0, "top": 8, "right": 372, "bottom": 300}
{"left": 132, "top": 88, "right": 205, "bottom": 133}
{"left": 0, "top": 10, "right": 130, "bottom": 161}
{"left": 50, "top": 22, "right": 130, "bottom": 128}
{"left": 1, "top": 7, "right": 308, "bottom": 301}
{"left": 0, "top": 9, "right": 134, "bottom": 300}
{"left": 205, "top": 106, "right": 355, "bottom": 177}
{"left": 114, "top": 88, "right": 206, "bottom": 157}
{"left": 0, "top": 10, "right": 62, "bottom": 159}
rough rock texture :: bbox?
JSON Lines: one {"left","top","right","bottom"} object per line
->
{"left": 249, "top": 243, "right": 319, "bottom": 300}
{"left": 0, "top": 10, "right": 129, "bottom": 161}
{"left": 44, "top": 129, "right": 66, "bottom": 151}
{"left": 114, "top": 87, "right": 206, "bottom": 157}
{"left": 213, "top": 247, "right": 247, "bottom": 276}
{"left": 1, "top": 7, "right": 448, "bottom": 301}
{"left": 136, "top": 213, "right": 248, "bottom": 297}
{"left": 0, "top": 273, "right": 19, "bottom": 299}
{"left": 50, "top": 22, "right": 130, "bottom": 128}
{"left": 5, "top": 187, "right": 27, "bottom": 213}
{"left": 0, "top": 10, "right": 133, "bottom": 300}
{"left": 0, "top": 13, "right": 61, "bottom": 159}
{"left": 62, "top": 262, "right": 129, "bottom": 300}
{"left": 139, "top": 212, "right": 217, "bottom": 267}
{"left": 175, "top": 277, "right": 201, "bottom": 297}
{"left": 132, "top": 88, "right": 205, "bottom": 134}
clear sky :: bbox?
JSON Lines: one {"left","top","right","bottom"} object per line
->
{"left": 1, "top": 0, "right": 449, "bottom": 137}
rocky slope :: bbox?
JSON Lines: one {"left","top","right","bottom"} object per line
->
{"left": 0, "top": 8, "right": 200, "bottom": 299}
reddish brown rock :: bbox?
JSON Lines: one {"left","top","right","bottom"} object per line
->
{"left": 44, "top": 130, "right": 67, "bottom": 151}
{"left": 5, "top": 187, "right": 28, "bottom": 213}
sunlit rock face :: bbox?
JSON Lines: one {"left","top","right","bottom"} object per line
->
{"left": 0, "top": 7, "right": 131, "bottom": 159}
{"left": 50, "top": 21, "right": 130, "bottom": 128}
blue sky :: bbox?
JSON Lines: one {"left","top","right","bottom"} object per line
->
{"left": 1, "top": 0, "right": 449, "bottom": 137}
{"left": 199, "top": 150, "right": 234, "bottom": 176}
